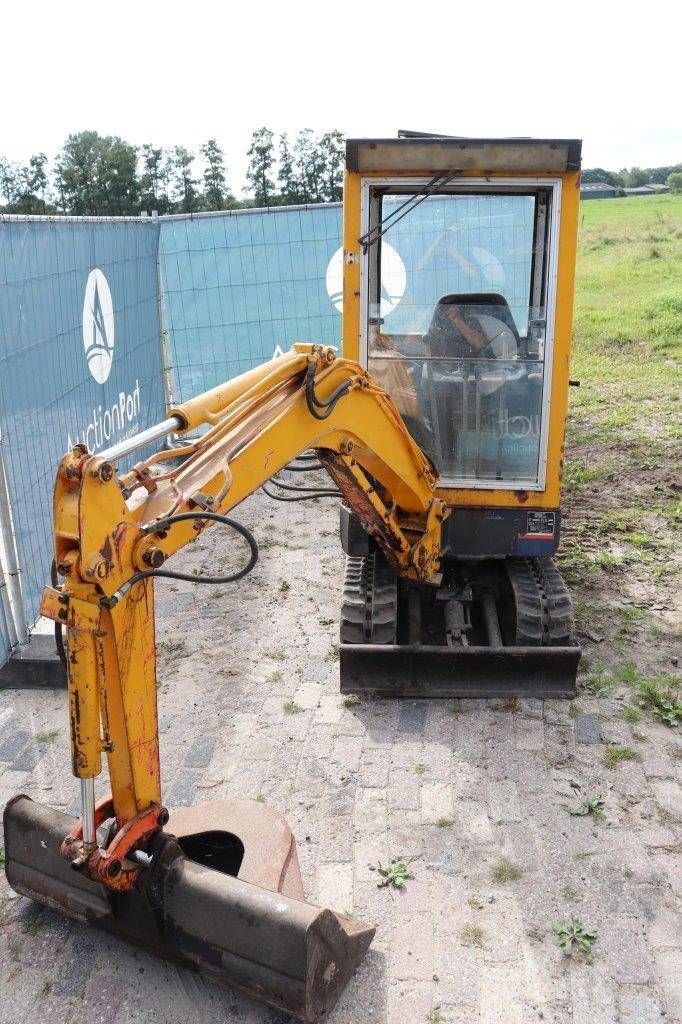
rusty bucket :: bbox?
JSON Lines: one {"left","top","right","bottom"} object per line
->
{"left": 3, "top": 795, "right": 374, "bottom": 1022}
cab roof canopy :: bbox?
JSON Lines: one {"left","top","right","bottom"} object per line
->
{"left": 345, "top": 137, "right": 582, "bottom": 175}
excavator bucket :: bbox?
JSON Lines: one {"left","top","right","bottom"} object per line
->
{"left": 3, "top": 795, "right": 374, "bottom": 1023}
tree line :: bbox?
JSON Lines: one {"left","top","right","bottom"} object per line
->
{"left": 1, "top": 131, "right": 680, "bottom": 216}
{"left": 581, "top": 164, "right": 682, "bottom": 191}
{"left": 0, "top": 128, "right": 345, "bottom": 216}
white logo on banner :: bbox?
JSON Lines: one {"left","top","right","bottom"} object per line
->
{"left": 325, "top": 244, "right": 406, "bottom": 317}
{"left": 82, "top": 268, "right": 115, "bottom": 384}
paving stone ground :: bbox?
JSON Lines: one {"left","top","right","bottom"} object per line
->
{"left": 0, "top": 487, "right": 680, "bottom": 1024}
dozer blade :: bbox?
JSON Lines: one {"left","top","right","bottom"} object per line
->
{"left": 340, "top": 643, "right": 580, "bottom": 699}
{"left": 3, "top": 795, "right": 374, "bottom": 1023}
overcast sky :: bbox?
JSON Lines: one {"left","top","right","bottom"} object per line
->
{"left": 2, "top": 0, "right": 679, "bottom": 192}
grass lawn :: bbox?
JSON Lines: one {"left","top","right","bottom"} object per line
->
{"left": 560, "top": 194, "right": 681, "bottom": 688}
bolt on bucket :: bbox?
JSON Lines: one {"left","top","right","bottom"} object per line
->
{"left": 3, "top": 796, "right": 375, "bottom": 1023}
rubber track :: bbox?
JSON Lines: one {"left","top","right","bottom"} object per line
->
{"left": 340, "top": 552, "right": 398, "bottom": 645}
{"left": 507, "top": 558, "right": 544, "bottom": 645}
{"left": 507, "top": 557, "right": 574, "bottom": 647}
{"left": 533, "top": 556, "right": 575, "bottom": 646}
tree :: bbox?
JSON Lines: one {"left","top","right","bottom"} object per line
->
{"left": 139, "top": 145, "right": 174, "bottom": 214}
{"left": 246, "top": 127, "right": 275, "bottom": 207}
{"left": 286, "top": 129, "right": 344, "bottom": 204}
{"left": 581, "top": 167, "right": 620, "bottom": 187}
{"left": 172, "top": 146, "right": 198, "bottom": 213}
{"left": 0, "top": 157, "right": 18, "bottom": 207}
{"left": 621, "top": 167, "right": 649, "bottom": 189}
{"left": 667, "top": 171, "right": 682, "bottom": 194}
{"left": 201, "top": 139, "right": 233, "bottom": 210}
{"left": 292, "top": 129, "right": 317, "bottom": 203}
{"left": 55, "top": 131, "right": 139, "bottom": 215}
{"left": 319, "top": 130, "right": 344, "bottom": 202}
{"left": 11, "top": 154, "right": 51, "bottom": 213}
{"left": 277, "top": 133, "right": 297, "bottom": 205}
{"left": 647, "top": 164, "right": 682, "bottom": 184}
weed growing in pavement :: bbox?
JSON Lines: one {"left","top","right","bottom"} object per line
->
{"left": 413, "top": 763, "right": 428, "bottom": 775}
{"left": 36, "top": 730, "right": 59, "bottom": 744}
{"left": 491, "top": 858, "right": 523, "bottom": 883}
{"left": 376, "top": 857, "right": 416, "bottom": 889}
{"left": 283, "top": 700, "right": 303, "bottom": 715}
{"left": 552, "top": 919, "right": 598, "bottom": 956}
{"left": 637, "top": 679, "right": 681, "bottom": 727}
{"left": 583, "top": 662, "right": 615, "bottom": 696}
{"left": 436, "top": 818, "right": 454, "bottom": 828}
{"left": 602, "top": 745, "right": 640, "bottom": 769}
{"left": 460, "top": 924, "right": 485, "bottom": 948}
{"left": 569, "top": 794, "right": 606, "bottom": 821}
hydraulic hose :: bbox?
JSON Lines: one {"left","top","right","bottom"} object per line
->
{"left": 102, "top": 511, "right": 258, "bottom": 607}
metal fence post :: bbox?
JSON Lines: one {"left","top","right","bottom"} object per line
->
{"left": 0, "top": 427, "right": 28, "bottom": 646}
{"left": 155, "top": 212, "right": 175, "bottom": 411}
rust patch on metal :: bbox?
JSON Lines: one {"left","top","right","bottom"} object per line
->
{"left": 167, "top": 798, "right": 304, "bottom": 899}
{"left": 317, "top": 451, "right": 402, "bottom": 570}
{"left": 61, "top": 795, "right": 167, "bottom": 892}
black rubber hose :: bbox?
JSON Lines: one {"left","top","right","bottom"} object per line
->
{"left": 305, "top": 362, "right": 351, "bottom": 420}
{"left": 103, "top": 512, "right": 258, "bottom": 607}
{"left": 50, "top": 559, "right": 68, "bottom": 671}
{"left": 262, "top": 483, "right": 339, "bottom": 502}
{"left": 270, "top": 476, "right": 341, "bottom": 495}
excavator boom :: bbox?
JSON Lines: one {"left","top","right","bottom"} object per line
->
{"left": 4, "top": 344, "right": 445, "bottom": 1023}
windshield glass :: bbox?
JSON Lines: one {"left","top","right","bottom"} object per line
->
{"left": 365, "top": 187, "right": 552, "bottom": 486}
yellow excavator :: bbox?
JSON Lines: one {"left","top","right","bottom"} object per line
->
{"left": 4, "top": 136, "right": 582, "bottom": 1022}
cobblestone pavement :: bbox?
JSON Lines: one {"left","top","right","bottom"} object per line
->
{"left": 1, "top": 488, "right": 680, "bottom": 1024}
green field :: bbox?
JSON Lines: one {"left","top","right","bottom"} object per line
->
{"left": 560, "top": 194, "right": 681, "bottom": 685}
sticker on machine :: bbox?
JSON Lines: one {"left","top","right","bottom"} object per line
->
{"left": 326, "top": 243, "right": 406, "bottom": 316}
{"left": 520, "top": 511, "right": 556, "bottom": 539}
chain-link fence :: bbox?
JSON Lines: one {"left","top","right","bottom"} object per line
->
{"left": 158, "top": 204, "right": 343, "bottom": 403}
{"left": 0, "top": 215, "right": 166, "bottom": 660}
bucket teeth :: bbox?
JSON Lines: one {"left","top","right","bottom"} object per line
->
{"left": 3, "top": 795, "right": 375, "bottom": 1023}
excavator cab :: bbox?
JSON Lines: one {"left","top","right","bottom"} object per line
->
{"left": 338, "top": 136, "right": 582, "bottom": 696}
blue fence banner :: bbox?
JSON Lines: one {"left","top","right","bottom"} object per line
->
{"left": 0, "top": 216, "right": 166, "bottom": 633}
{"left": 159, "top": 205, "right": 343, "bottom": 401}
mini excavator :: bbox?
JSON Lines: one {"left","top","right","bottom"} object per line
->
{"left": 4, "top": 137, "right": 582, "bottom": 1022}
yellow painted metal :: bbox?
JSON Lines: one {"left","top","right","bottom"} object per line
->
{"left": 341, "top": 165, "right": 581, "bottom": 512}
{"left": 64, "top": 618, "right": 101, "bottom": 779}
{"left": 42, "top": 346, "right": 446, "bottom": 826}
{"left": 169, "top": 349, "right": 311, "bottom": 431}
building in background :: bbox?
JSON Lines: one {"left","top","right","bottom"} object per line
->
{"left": 580, "top": 181, "right": 617, "bottom": 200}
{"left": 623, "top": 183, "right": 671, "bottom": 196}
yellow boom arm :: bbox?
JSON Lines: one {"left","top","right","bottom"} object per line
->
{"left": 40, "top": 345, "right": 446, "bottom": 829}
